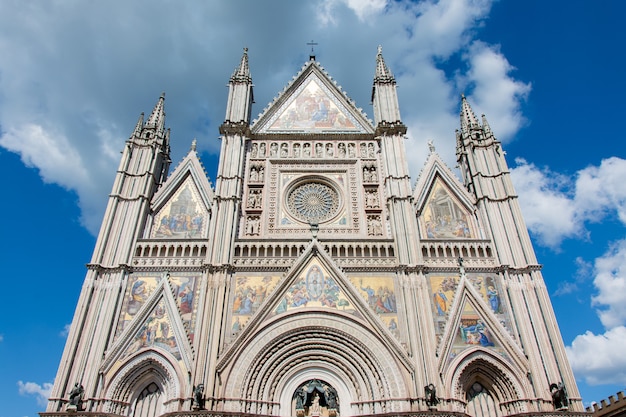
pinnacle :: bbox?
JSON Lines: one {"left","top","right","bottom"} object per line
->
{"left": 231, "top": 47, "right": 252, "bottom": 83}
{"left": 374, "top": 45, "right": 394, "bottom": 82}
{"left": 460, "top": 94, "right": 480, "bottom": 132}
{"left": 146, "top": 93, "right": 166, "bottom": 133}
{"left": 132, "top": 112, "right": 144, "bottom": 137}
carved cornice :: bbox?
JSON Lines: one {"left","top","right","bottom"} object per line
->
{"left": 86, "top": 264, "right": 131, "bottom": 274}
{"left": 375, "top": 121, "right": 407, "bottom": 136}
{"left": 219, "top": 121, "right": 250, "bottom": 136}
{"left": 39, "top": 412, "right": 591, "bottom": 417}
{"left": 129, "top": 261, "right": 207, "bottom": 271}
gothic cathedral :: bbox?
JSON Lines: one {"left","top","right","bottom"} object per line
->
{"left": 44, "top": 48, "right": 585, "bottom": 417}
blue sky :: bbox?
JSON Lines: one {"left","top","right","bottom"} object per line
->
{"left": 1, "top": 1, "right": 625, "bottom": 416}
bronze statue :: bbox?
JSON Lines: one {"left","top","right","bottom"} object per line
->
{"left": 325, "top": 386, "right": 338, "bottom": 409}
{"left": 550, "top": 382, "right": 568, "bottom": 410}
{"left": 425, "top": 383, "right": 439, "bottom": 407}
{"left": 295, "top": 387, "right": 306, "bottom": 409}
{"left": 68, "top": 382, "right": 84, "bottom": 410}
{"left": 192, "top": 383, "right": 205, "bottom": 410}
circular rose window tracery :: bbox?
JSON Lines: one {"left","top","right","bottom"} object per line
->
{"left": 287, "top": 181, "right": 340, "bottom": 224}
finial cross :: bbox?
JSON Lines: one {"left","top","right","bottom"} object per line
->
{"left": 307, "top": 40, "right": 318, "bottom": 53}
{"left": 307, "top": 40, "right": 318, "bottom": 60}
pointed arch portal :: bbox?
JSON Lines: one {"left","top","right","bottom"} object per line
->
{"left": 220, "top": 311, "right": 412, "bottom": 417}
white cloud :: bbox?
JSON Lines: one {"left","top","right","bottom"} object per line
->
{"left": 0, "top": 124, "right": 90, "bottom": 190}
{"left": 591, "top": 239, "right": 626, "bottom": 329}
{"left": 319, "top": 0, "right": 387, "bottom": 24}
{"left": 511, "top": 157, "right": 626, "bottom": 248}
{"left": 60, "top": 324, "right": 71, "bottom": 338}
{"left": 0, "top": 0, "right": 532, "bottom": 236}
{"left": 576, "top": 157, "right": 626, "bottom": 225}
{"left": 461, "top": 41, "right": 531, "bottom": 141}
{"left": 18, "top": 381, "right": 53, "bottom": 407}
{"left": 510, "top": 159, "right": 581, "bottom": 247}
{"left": 566, "top": 240, "right": 626, "bottom": 385}
{"left": 567, "top": 326, "right": 626, "bottom": 386}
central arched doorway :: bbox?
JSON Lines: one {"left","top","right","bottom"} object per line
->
{"left": 292, "top": 379, "right": 339, "bottom": 417}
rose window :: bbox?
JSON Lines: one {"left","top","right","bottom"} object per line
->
{"left": 287, "top": 181, "right": 339, "bottom": 224}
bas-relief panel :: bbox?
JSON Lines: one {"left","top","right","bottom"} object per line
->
{"left": 428, "top": 274, "right": 511, "bottom": 363}
{"left": 420, "top": 180, "right": 475, "bottom": 239}
{"left": 269, "top": 79, "right": 358, "bottom": 131}
{"left": 152, "top": 178, "right": 209, "bottom": 239}
{"left": 116, "top": 274, "right": 200, "bottom": 343}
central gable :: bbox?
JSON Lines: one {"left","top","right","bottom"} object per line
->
{"left": 252, "top": 62, "right": 374, "bottom": 134}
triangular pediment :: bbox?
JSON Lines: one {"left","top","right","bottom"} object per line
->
{"left": 220, "top": 240, "right": 411, "bottom": 372}
{"left": 436, "top": 275, "right": 527, "bottom": 375}
{"left": 101, "top": 274, "right": 197, "bottom": 376}
{"left": 413, "top": 153, "right": 480, "bottom": 240}
{"left": 413, "top": 151, "right": 474, "bottom": 209}
{"left": 149, "top": 148, "right": 213, "bottom": 239}
{"left": 252, "top": 62, "right": 374, "bottom": 134}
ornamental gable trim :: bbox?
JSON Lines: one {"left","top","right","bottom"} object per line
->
{"left": 252, "top": 61, "right": 374, "bottom": 135}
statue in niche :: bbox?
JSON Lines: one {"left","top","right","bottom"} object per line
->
{"left": 67, "top": 382, "right": 84, "bottom": 410}
{"left": 258, "top": 166, "right": 265, "bottom": 181}
{"left": 360, "top": 143, "right": 367, "bottom": 157}
{"left": 363, "top": 167, "right": 371, "bottom": 182}
{"left": 259, "top": 142, "right": 266, "bottom": 157}
{"left": 246, "top": 217, "right": 260, "bottom": 235}
{"left": 254, "top": 191, "right": 262, "bottom": 208}
{"left": 315, "top": 143, "right": 323, "bottom": 157}
{"left": 326, "top": 143, "right": 334, "bottom": 157}
{"left": 270, "top": 142, "right": 278, "bottom": 157}
{"left": 338, "top": 143, "right": 346, "bottom": 157}
{"left": 310, "top": 392, "right": 321, "bottom": 416}
{"left": 368, "top": 143, "right": 375, "bottom": 157}
{"left": 192, "top": 384, "right": 205, "bottom": 410}
{"left": 295, "top": 387, "right": 306, "bottom": 410}
{"left": 425, "top": 384, "right": 439, "bottom": 408}
{"left": 366, "top": 190, "right": 379, "bottom": 208}
{"left": 251, "top": 143, "right": 258, "bottom": 158}
{"left": 281, "top": 143, "right": 289, "bottom": 157}
{"left": 348, "top": 143, "right": 356, "bottom": 158}
{"left": 369, "top": 166, "right": 377, "bottom": 182}
{"left": 294, "top": 143, "right": 301, "bottom": 157}
{"left": 250, "top": 167, "right": 258, "bottom": 182}
{"left": 303, "top": 143, "right": 311, "bottom": 157}
{"left": 247, "top": 192, "right": 256, "bottom": 208}
{"left": 325, "top": 386, "right": 338, "bottom": 409}
{"left": 550, "top": 382, "right": 568, "bottom": 410}
{"left": 293, "top": 380, "right": 339, "bottom": 417}
{"left": 367, "top": 216, "right": 383, "bottom": 236}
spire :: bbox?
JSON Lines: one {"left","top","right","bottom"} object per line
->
{"left": 371, "top": 45, "right": 404, "bottom": 129}
{"left": 132, "top": 112, "right": 144, "bottom": 137}
{"left": 145, "top": 92, "right": 166, "bottom": 133}
{"left": 460, "top": 93, "right": 480, "bottom": 133}
{"left": 190, "top": 138, "right": 197, "bottom": 152}
{"left": 230, "top": 47, "right": 252, "bottom": 83}
{"left": 374, "top": 45, "right": 395, "bottom": 84}
{"left": 223, "top": 48, "right": 254, "bottom": 126}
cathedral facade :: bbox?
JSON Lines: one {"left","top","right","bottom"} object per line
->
{"left": 44, "top": 48, "right": 585, "bottom": 417}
